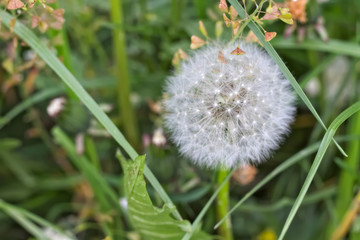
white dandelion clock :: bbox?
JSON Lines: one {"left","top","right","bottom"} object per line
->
{"left": 164, "top": 42, "right": 296, "bottom": 169}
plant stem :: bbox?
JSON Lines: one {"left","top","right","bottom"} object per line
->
{"left": 110, "top": 0, "right": 140, "bottom": 150}
{"left": 216, "top": 169, "right": 233, "bottom": 240}
{"left": 335, "top": 66, "right": 360, "bottom": 223}
{"left": 332, "top": 191, "right": 360, "bottom": 240}
{"left": 51, "top": 1, "right": 77, "bottom": 100}
{"left": 171, "top": 0, "right": 183, "bottom": 28}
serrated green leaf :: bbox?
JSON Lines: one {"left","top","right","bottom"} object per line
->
{"left": 118, "top": 154, "right": 212, "bottom": 240}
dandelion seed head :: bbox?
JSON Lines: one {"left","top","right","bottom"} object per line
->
{"left": 164, "top": 42, "right": 296, "bottom": 169}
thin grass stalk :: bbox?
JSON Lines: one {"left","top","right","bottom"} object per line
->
{"left": 110, "top": 0, "right": 140, "bottom": 149}
{"left": 332, "top": 191, "right": 360, "bottom": 240}
{"left": 52, "top": 1, "right": 77, "bottom": 100}
{"left": 171, "top": 0, "right": 183, "bottom": 27}
{"left": 216, "top": 169, "right": 233, "bottom": 240}
{"left": 335, "top": 68, "right": 360, "bottom": 224}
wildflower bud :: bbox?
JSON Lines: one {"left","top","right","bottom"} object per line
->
{"left": 190, "top": 35, "right": 206, "bottom": 49}
{"left": 215, "top": 21, "right": 224, "bottom": 38}
{"left": 199, "top": 21, "right": 208, "bottom": 39}
{"left": 219, "top": 0, "right": 228, "bottom": 12}
{"left": 164, "top": 42, "right": 295, "bottom": 169}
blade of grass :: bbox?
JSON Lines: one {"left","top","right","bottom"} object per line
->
{"left": 272, "top": 38, "right": 360, "bottom": 58}
{"left": 0, "top": 199, "right": 75, "bottom": 240}
{"left": 0, "top": 10, "right": 181, "bottom": 221}
{"left": 228, "top": 0, "right": 346, "bottom": 157}
{"left": 238, "top": 186, "right": 337, "bottom": 212}
{"left": 0, "top": 78, "right": 114, "bottom": 130}
{"left": 279, "top": 101, "right": 360, "bottom": 240}
{"left": 332, "top": 191, "right": 360, "bottom": 240}
{"left": 335, "top": 62, "right": 360, "bottom": 223}
{"left": 214, "top": 134, "right": 360, "bottom": 229}
{"left": 52, "top": 127, "right": 120, "bottom": 212}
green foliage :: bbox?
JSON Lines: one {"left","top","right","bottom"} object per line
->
{"left": 118, "top": 154, "right": 211, "bottom": 240}
{"left": 0, "top": 0, "right": 359, "bottom": 239}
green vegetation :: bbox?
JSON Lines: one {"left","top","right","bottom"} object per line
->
{"left": 0, "top": 0, "right": 359, "bottom": 239}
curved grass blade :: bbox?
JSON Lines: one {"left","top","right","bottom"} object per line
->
{"left": 214, "top": 134, "right": 360, "bottom": 229}
{"left": 227, "top": 0, "right": 346, "bottom": 157}
{"left": 0, "top": 10, "right": 181, "bottom": 220}
{"left": 52, "top": 127, "right": 120, "bottom": 212}
{"left": 0, "top": 79, "right": 114, "bottom": 130}
{"left": 238, "top": 186, "right": 336, "bottom": 212}
{"left": 272, "top": 38, "right": 360, "bottom": 58}
{"left": 279, "top": 101, "right": 360, "bottom": 240}
{"left": 118, "top": 154, "right": 211, "bottom": 240}
{"left": 0, "top": 199, "right": 75, "bottom": 240}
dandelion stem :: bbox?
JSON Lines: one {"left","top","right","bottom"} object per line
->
{"left": 216, "top": 168, "right": 233, "bottom": 240}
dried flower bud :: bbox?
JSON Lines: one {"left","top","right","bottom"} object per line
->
{"left": 7, "top": 0, "right": 24, "bottom": 10}
{"left": 229, "top": 6, "right": 238, "bottom": 20}
{"left": 264, "top": 31, "right": 277, "bottom": 41}
{"left": 231, "top": 46, "right": 246, "bottom": 55}
{"left": 223, "top": 13, "right": 231, "bottom": 27}
{"left": 219, "top": 0, "right": 228, "bottom": 12}
{"left": 232, "top": 165, "right": 257, "bottom": 185}
{"left": 199, "top": 20, "right": 208, "bottom": 38}
{"left": 190, "top": 35, "right": 206, "bottom": 49}
{"left": 286, "top": 0, "right": 307, "bottom": 23}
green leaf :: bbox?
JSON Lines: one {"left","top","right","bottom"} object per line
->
{"left": 118, "top": 154, "right": 211, "bottom": 240}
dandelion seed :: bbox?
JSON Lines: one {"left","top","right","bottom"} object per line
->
{"left": 164, "top": 42, "right": 295, "bottom": 169}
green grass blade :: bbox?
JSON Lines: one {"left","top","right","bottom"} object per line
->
{"left": 52, "top": 127, "right": 120, "bottom": 212}
{"left": 0, "top": 10, "right": 181, "bottom": 220}
{"left": 214, "top": 134, "right": 360, "bottom": 229}
{"left": 272, "top": 38, "right": 360, "bottom": 58}
{"left": 279, "top": 101, "right": 360, "bottom": 240}
{"left": 228, "top": 0, "right": 346, "bottom": 157}
{"left": 238, "top": 186, "right": 337, "bottom": 212}
{"left": 0, "top": 79, "right": 114, "bottom": 130}
{"left": 0, "top": 199, "right": 75, "bottom": 240}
